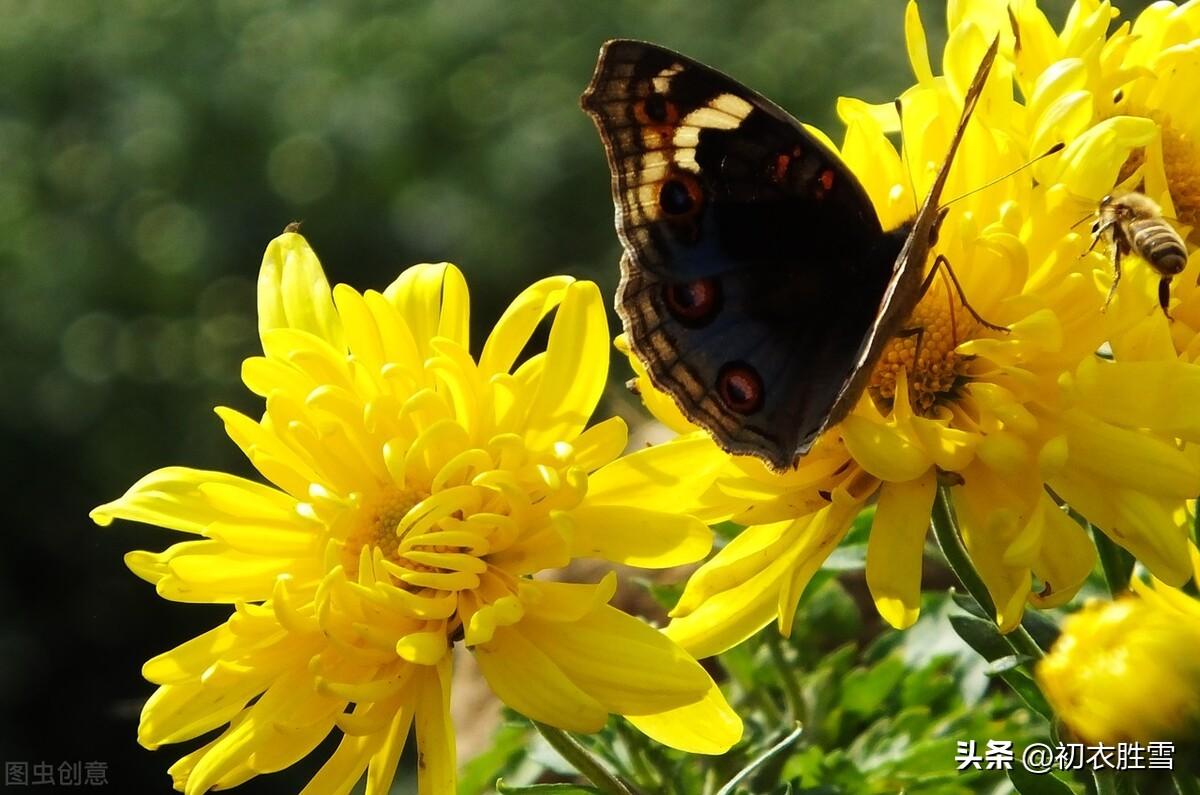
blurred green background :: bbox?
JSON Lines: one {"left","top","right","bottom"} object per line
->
{"left": 0, "top": 0, "right": 1155, "bottom": 792}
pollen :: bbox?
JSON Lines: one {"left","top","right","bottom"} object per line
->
{"left": 346, "top": 487, "right": 425, "bottom": 565}
{"left": 868, "top": 274, "right": 976, "bottom": 414}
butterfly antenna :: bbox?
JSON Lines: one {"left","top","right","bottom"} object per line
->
{"left": 939, "top": 142, "right": 1065, "bottom": 209}
{"left": 895, "top": 97, "right": 920, "bottom": 217}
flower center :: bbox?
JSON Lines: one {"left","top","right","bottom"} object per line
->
{"left": 869, "top": 275, "right": 976, "bottom": 414}
{"left": 346, "top": 487, "right": 426, "bottom": 566}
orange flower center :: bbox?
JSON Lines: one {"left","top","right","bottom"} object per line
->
{"left": 869, "top": 273, "right": 977, "bottom": 414}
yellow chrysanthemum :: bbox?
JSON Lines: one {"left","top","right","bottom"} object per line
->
{"left": 1037, "top": 577, "right": 1200, "bottom": 743}
{"left": 91, "top": 232, "right": 740, "bottom": 795}
{"left": 619, "top": 0, "right": 1200, "bottom": 660}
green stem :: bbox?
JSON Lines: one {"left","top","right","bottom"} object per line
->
{"left": 1093, "top": 770, "right": 1118, "bottom": 795}
{"left": 613, "top": 720, "right": 663, "bottom": 793}
{"left": 1175, "top": 771, "right": 1200, "bottom": 795}
{"left": 931, "top": 488, "right": 1044, "bottom": 660}
{"left": 534, "top": 721, "right": 637, "bottom": 795}
{"left": 765, "top": 631, "right": 806, "bottom": 725}
{"left": 1091, "top": 523, "right": 1134, "bottom": 596}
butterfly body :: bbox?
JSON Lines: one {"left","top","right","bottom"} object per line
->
{"left": 582, "top": 39, "right": 996, "bottom": 470}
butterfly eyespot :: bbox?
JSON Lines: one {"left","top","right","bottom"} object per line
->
{"left": 770, "top": 145, "right": 803, "bottom": 183}
{"left": 659, "top": 175, "right": 703, "bottom": 216}
{"left": 635, "top": 94, "right": 678, "bottom": 125}
{"left": 717, "top": 362, "right": 764, "bottom": 414}
{"left": 663, "top": 277, "right": 721, "bottom": 325}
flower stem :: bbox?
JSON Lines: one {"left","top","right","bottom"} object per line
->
{"left": 1175, "top": 770, "right": 1200, "bottom": 795}
{"left": 765, "top": 631, "right": 806, "bottom": 725}
{"left": 1093, "top": 769, "right": 1117, "bottom": 795}
{"left": 534, "top": 721, "right": 637, "bottom": 795}
{"left": 931, "top": 488, "right": 1044, "bottom": 660}
{"left": 1091, "top": 522, "right": 1134, "bottom": 597}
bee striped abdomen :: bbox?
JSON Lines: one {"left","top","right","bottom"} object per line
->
{"left": 1130, "top": 217, "right": 1187, "bottom": 275}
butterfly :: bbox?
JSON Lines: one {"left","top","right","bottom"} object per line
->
{"left": 581, "top": 37, "right": 999, "bottom": 471}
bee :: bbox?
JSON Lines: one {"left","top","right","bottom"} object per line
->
{"left": 1088, "top": 191, "right": 1188, "bottom": 319}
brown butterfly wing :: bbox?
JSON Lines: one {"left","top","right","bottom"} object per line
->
{"left": 582, "top": 38, "right": 998, "bottom": 470}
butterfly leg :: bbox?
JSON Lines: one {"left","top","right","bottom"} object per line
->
{"left": 922, "top": 255, "right": 1009, "bottom": 333}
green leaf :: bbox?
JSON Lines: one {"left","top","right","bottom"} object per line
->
{"left": 985, "top": 654, "right": 1030, "bottom": 675}
{"left": 947, "top": 612, "right": 1011, "bottom": 662}
{"left": 1007, "top": 766, "right": 1076, "bottom": 795}
{"left": 840, "top": 654, "right": 906, "bottom": 716}
{"left": 496, "top": 782, "right": 605, "bottom": 795}
{"left": 459, "top": 722, "right": 533, "bottom": 795}
{"left": 632, "top": 576, "right": 682, "bottom": 611}
{"left": 715, "top": 725, "right": 805, "bottom": 795}
{"left": 993, "top": 668, "right": 1053, "bottom": 720}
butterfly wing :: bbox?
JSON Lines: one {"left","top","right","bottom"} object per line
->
{"left": 582, "top": 40, "right": 903, "bottom": 470}
{"left": 583, "top": 38, "right": 999, "bottom": 470}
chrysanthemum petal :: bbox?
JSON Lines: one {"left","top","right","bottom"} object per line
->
{"left": 524, "top": 604, "right": 711, "bottom": 715}
{"left": 585, "top": 431, "right": 734, "bottom": 522}
{"left": 90, "top": 467, "right": 297, "bottom": 534}
{"left": 364, "top": 702, "right": 415, "bottom": 795}
{"left": 524, "top": 281, "right": 608, "bottom": 449}
{"left": 475, "top": 624, "right": 608, "bottom": 732}
{"left": 953, "top": 463, "right": 1036, "bottom": 632}
{"left": 867, "top": 472, "right": 937, "bottom": 629}
{"left": 479, "top": 276, "right": 575, "bottom": 376}
{"left": 257, "top": 232, "right": 344, "bottom": 349}
{"left": 905, "top": 0, "right": 935, "bottom": 83}
{"left": 626, "top": 680, "right": 742, "bottom": 754}
{"left": 383, "top": 263, "right": 470, "bottom": 357}
{"left": 1029, "top": 496, "right": 1095, "bottom": 608}
{"left": 569, "top": 504, "right": 711, "bottom": 568}
{"left": 570, "top": 416, "right": 629, "bottom": 472}
{"left": 413, "top": 656, "right": 456, "bottom": 795}
{"left": 1073, "top": 357, "right": 1200, "bottom": 441}
{"left": 841, "top": 411, "right": 932, "bottom": 482}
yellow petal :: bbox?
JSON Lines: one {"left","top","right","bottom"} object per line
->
{"left": 841, "top": 411, "right": 933, "bottom": 482}
{"left": 257, "top": 232, "right": 344, "bottom": 349}
{"left": 626, "top": 680, "right": 743, "bottom": 754}
{"left": 523, "top": 281, "right": 608, "bottom": 450}
{"left": 90, "top": 466, "right": 296, "bottom": 534}
{"left": 1030, "top": 496, "right": 1095, "bottom": 608}
{"left": 383, "top": 263, "right": 470, "bottom": 358}
{"left": 414, "top": 656, "right": 456, "bottom": 795}
{"left": 479, "top": 276, "right": 575, "bottom": 376}
{"left": 867, "top": 472, "right": 937, "bottom": 629}
{"left": 1073, "top": 357, "right": 1200, "bottom": 442}
{"left": 474, "top": 624, "right": 608, "bottom": 732}
{"left": 569, "top": 504, "right": 712, "bottom": 568}
{"left": 523, "top": 604, "right": 710, "bottom": 715}
{"left": 586, "top": 432, "right": 735, "bottom": 523}
{"left": 904, "top": 0, "right": 934, "bottom": 83}
{"left": 570, "top": 416, "right": 629, "bottom": 472}
{"left": 952, "top": 463, "right": 1035, "bottom": 632}
{"left": 364, "top": 702, "right": 415, "bottom": 795}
